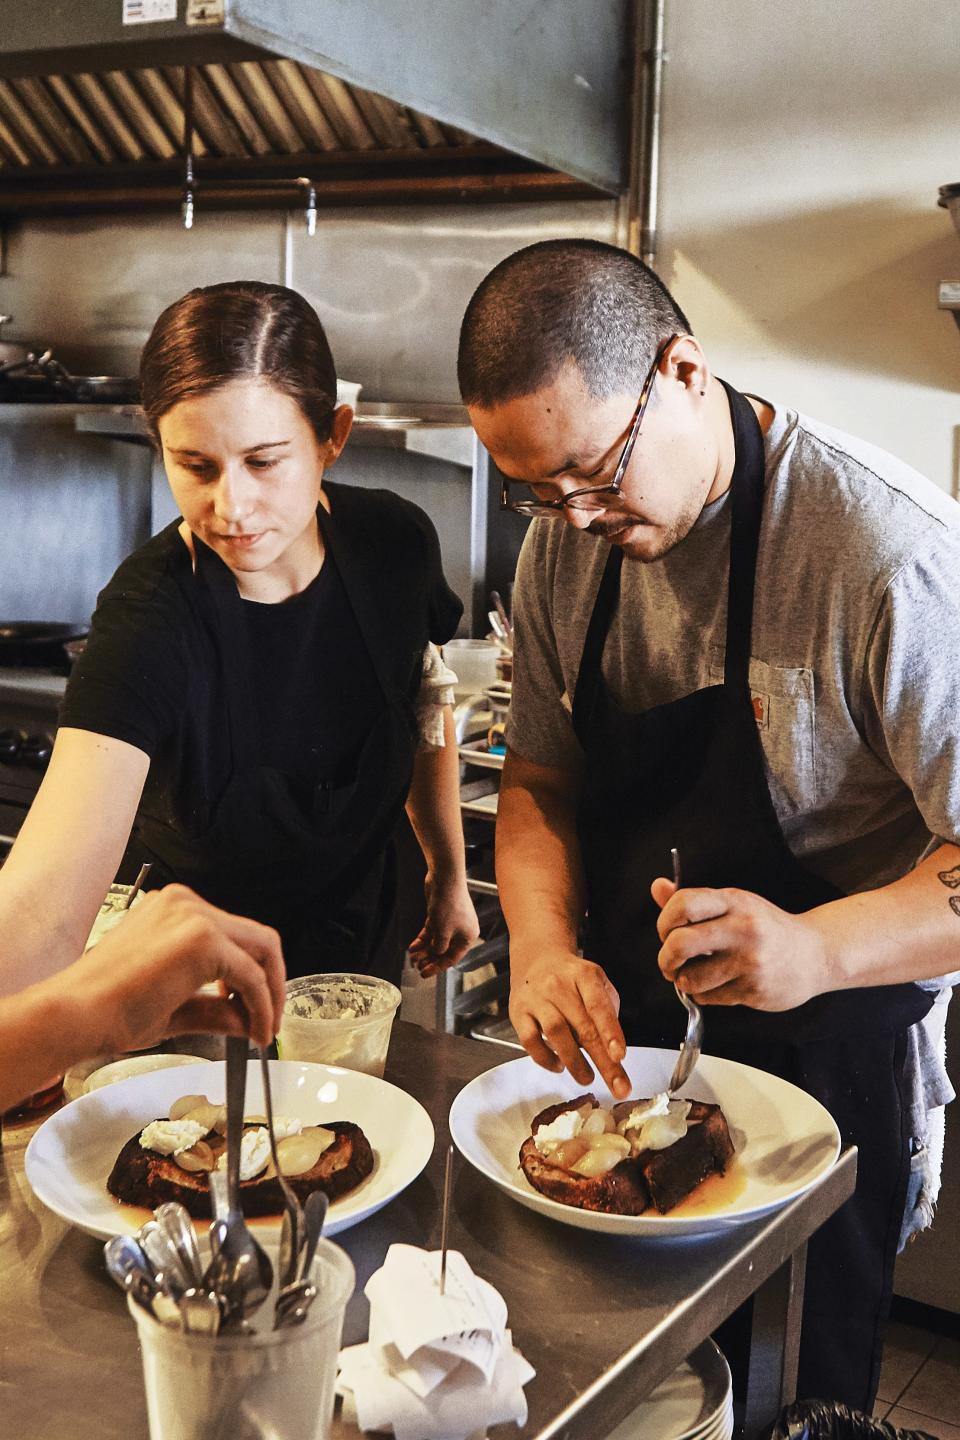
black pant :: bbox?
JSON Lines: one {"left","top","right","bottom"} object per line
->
{"left": 713, "top": 1030, "right": 912, "bottom": 1412}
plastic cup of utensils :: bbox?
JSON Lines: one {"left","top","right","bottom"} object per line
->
{"left": 278, "top": 973, "right": 401, "bottom": 1078}
{"left": 129, "top": 1239, "right": 355, "bottom": 1440}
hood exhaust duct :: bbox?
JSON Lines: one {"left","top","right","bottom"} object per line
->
{"left": 0, "top": 0, "right": 630, "bottom": 204}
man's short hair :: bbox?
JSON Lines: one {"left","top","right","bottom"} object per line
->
{"left": 457, "top": 238, "right": 691, "bottom": 408}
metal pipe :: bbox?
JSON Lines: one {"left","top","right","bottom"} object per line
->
{"left": 625, "top": 0, "right": 667, "bottom": 269}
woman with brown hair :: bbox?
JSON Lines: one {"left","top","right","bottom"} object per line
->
{"left": 0, "top": 280, "right": 478, "bottom": 994}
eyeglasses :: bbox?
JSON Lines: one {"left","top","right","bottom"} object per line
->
{"left": 499, "top": 334, "right": 678, "bottom": 517}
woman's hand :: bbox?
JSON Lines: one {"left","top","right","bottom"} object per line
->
{"left": 407, "top": 872, "right": 480, "bottom": 977}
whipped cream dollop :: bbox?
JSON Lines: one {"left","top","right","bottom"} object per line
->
{"left": 217, "top": 1127, "right": 272, "bottom": 1181}
{"left": 139, "top": 1118, "right": 208, "bottom": 1156}
{"left": 534, "top": 1107, "right": 586, "bottom": 1151}
{"left": 618, "top": 1094, "right": 691, "bottom": 1152}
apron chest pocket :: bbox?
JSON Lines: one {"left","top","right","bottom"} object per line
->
{"left": 710, "top": 648, "right": 818, "bottom": 814}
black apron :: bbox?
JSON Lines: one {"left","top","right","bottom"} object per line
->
{"left": 573, "top": 383, "right": 933, "bottom": 1410}
{"left": 133, "top": 507, "right": 417, "bottom": 981}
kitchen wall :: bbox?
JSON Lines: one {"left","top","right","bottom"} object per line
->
{"left": 657, "top": 1, "right": 960, "bottom": 494}
{"left": 0, "top": 199, "right": 619, "bottom": 623}
{"left": 0, "top": 199, "right": 620, "bottom": 400}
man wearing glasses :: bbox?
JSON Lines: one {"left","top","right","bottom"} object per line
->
{"left": 457, "top": 239, "right": 960, "bottom": 1412}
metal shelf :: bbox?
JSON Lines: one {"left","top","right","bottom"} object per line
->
{"left": 69, "top": 401, "right": 474, "bottom": 464}
{"left": 458, "top": 737, "right": 505, "bottom": 771}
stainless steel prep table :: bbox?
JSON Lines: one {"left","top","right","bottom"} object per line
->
{"left": 0, "top": 1021, "right": 855, "bottom": 1440}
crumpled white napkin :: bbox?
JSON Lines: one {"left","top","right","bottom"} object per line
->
{"left": 336, "top": 1244, "right": 535, "bottom": 1440}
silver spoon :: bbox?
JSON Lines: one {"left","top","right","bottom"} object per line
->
{"left": 274, "top": 1281, "right": 317, "bottom": 1330}
{"left": 203, "top": 1037, "right": 273, "bottom": 1329}
{"left": 666, "top": 846, "right": 704, "bottom": 1096}
{"left": 258, "top": 1047, "right": 304, "bottom": 1290}
{"left": 298, "top": 1189, "right": 329, "bottom": 1284}
{"left": 178, "top": 1287, "right": 223, "bottom": 1336}
{"left": 153, "top": 1201, "right": 204, "bottom": 1290}
{"left": 272, "top": 1190, "right": 328, "bottom": 1327}
{"left": 104, "top": 1234, "right": 180, "bottom": 1327}
{"left": 138, "top": 1219, "right": 191, "bottom": 1300}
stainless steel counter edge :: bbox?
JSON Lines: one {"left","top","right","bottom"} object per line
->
{"left": 531, "top": 1149, "right": 857, "bottom": 1440}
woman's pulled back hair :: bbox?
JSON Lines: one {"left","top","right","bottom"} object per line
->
{"left": 140, "top": 280, "right": 337, "bottom": 444}
{"left": 458, "top": 239, "right": 691, "bottom": 407}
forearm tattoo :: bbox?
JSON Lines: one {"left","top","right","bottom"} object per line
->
{"left": 938, "top": 865, "right": 960, "bottom": 917}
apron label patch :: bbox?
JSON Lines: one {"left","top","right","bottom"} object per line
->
{"left": 751, "top": 691, "right": 770, "bottom": 728}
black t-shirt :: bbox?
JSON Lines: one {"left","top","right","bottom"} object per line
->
{"left": 241, "top": 554, "right": 381, "bottom": 805}
{"left": 60, "top": 483, "right": 463, "bottom": 836}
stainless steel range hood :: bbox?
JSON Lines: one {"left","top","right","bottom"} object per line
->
{"left": 0, "top": 0, "right": 630, "bottom": 198}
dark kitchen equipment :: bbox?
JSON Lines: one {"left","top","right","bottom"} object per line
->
{"left": 0, "top": 353, "right": 138, "bottom": 404}
{"left": 0, "top": 315, "right": 42, "bottom": 370}
{"left": 0, "top": 622, "right": 89, "bottom": 669}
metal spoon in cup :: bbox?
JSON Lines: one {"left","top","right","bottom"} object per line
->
{"left": 272, "top": 1189, "right": 329, "bottom": 1329}
{"left": 104, "top": 1234, "right": 180, "bottom": 1327}
{"left": 258, "top": 1046, "right": 304, "bottom": 1291}
{"left": 153, "top": 1202, "right": 205, "bottom": 1290}
{"left": 203, "top": 1037, "right": 273, "bottom": 1329}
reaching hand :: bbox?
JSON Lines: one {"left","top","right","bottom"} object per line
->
{"left": 69, "top": 884, "right": 286, "bottom": 1052}
{"left": 407, "top": 873, "right": 481, "bottom": 977}
{"left": 508, "top": 946, "right": 630, "bottom": 1099}
{"left": 652, "top": 877, "right": 828, "bottom": 1011}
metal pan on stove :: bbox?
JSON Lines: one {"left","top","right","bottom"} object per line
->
{"left": 0, "top": 622, "right": 89, "bottom": 669}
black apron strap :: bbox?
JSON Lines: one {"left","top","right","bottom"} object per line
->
{"left": 571, "top": 546, "right": 623, "bottom": 741}
{"left": 721, "top": 381, "right": 766, "bottom": 690}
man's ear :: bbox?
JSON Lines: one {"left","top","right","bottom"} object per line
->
{"left": 664, "top": 334, "right": 709, "bottom": 398}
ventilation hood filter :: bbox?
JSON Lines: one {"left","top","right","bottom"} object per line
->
{"left": 0, "top": 0, "right": 630, "bottom": 204}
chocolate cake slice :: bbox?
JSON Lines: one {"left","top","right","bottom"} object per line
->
{"left": 520, "top": 1095, "right": 734, "bottom": 1216}
{"left": 634, "top": 1104, "right": 735, "bottom": 1212}
{"left": 107, "top": 1120, "right": 373, "bottom": 1219}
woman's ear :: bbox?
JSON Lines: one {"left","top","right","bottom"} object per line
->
{"left": 323, "top": 403, "right": 355, "bottom": 465}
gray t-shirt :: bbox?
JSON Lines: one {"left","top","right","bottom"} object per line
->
{"left": 507, "top": 398, "right": 960, "bottom": 894}
{"left": 505, "top": 397, "right": 960, "bottom": 1162}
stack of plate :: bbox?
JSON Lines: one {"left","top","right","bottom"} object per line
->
{"left": 607, "top": 1339, "right": 733, "bottom": 1440}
